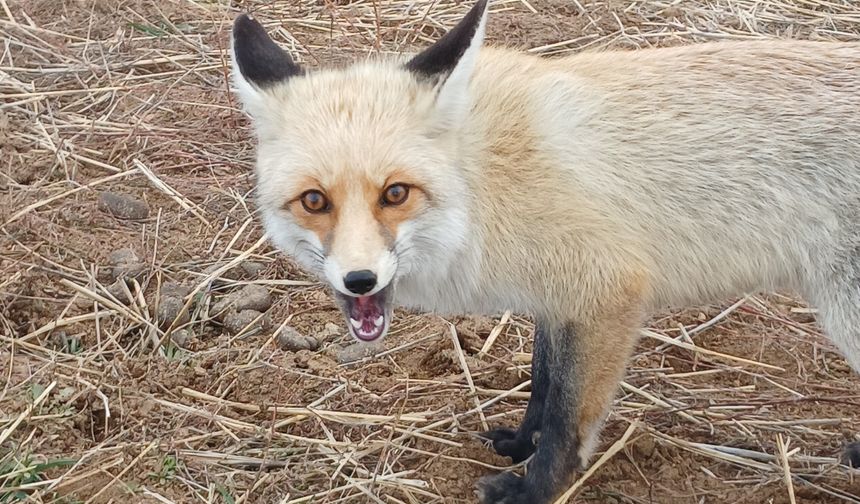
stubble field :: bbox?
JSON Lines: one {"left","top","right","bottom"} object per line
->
{"left": 2, "top": 0, "right": 860, "bottom": 502}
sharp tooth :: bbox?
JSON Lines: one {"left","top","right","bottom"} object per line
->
{"left": 374, "top": 315, "right": 384, "bottom": 326}
{"left": 350, "top": 318, "right": 362, "bottom": 329}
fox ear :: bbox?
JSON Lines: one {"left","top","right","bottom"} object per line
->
{"left": 231, "top": 14, "right": 302, "bottom": 116}
{"left": 405, "top": 0, "right": 489, "bottom": 128}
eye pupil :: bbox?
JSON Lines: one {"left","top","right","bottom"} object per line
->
{"left": 301, "top": 191, "right": 328, "bottom": 213}
{"left": 384, "top": 184, "right": 409, "bottom": 206}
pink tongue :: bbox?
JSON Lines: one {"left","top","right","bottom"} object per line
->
{"left": 351, "top": 295, "right": 382, "bottom": 332}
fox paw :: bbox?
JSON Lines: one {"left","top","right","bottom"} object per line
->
{"left": 481, "top": 428, "right": 536, "bottom": 463}
{"left": 476, "top": 472, "right": 529, "bottom": 504}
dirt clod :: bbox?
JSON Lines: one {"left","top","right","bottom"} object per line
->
{"left": 277, "top": 326, "right": 319, "bottom": 351}
{"left": 224, "top": 309, "right": 270, "bottom": 336}
{"left": 337, "top": 341, "right": 380, "bottom": 364}
{"left": 171, "top": 329, "right": 192, "bottom": 348}
{"left": 161, "top": 282, "right": 191, "bottom": 299}
{"left": 108, "top": 248, "right": 145, "bottom": 281}
{"left": 98, "top": 191, "right": 149, "bottom": 220}
{"left": 240, "top": 261, "right": 266, "bottom": 278}
{"left": 106, "top": 279, "right": 132, "bottom": 304}
{"left": 317, "top": 322, "right": 343, "bottom": 342}
{"left": 211, "top": 284, "right": 272, "bottom": 319}
{"left": 157, "top": 296, "right": 189, "bottom": 329}
{"left": 156, "top": 282, "right": 191, "bottom": 329}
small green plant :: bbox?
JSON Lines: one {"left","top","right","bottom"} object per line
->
{"left": 29, "top": 384, "right": 46, "bottom": 402}
{"left": 216, "top": 485, "right": 235, "bottom": 504}
{"left": 0, "top": 457, "right": 76, "bottom": 503}
{"left": 163, "top": 342, "right": 183, "bottom": 361}
{"left": 148, "top": 455, "right": 179, "bottom": 483}
{"left": 64, "top": 336, "right": 83, "bottom": 355}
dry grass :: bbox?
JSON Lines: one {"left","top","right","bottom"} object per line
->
{"left": 2, "top": 0, "right": 860, "bottom": 503}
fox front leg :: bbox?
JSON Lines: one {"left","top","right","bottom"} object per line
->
{"left": 477, "top": 304, "right": 642, "bottom": 504}
{"left": 482, "top": 321, "right": 550, "bottom": 463}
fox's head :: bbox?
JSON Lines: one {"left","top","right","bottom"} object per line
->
{"left": 231, "top": 1, "right": 489, "bottom": 342}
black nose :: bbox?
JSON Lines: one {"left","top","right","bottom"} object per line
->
{"left": 343, "top": 270, "right": 377, "bottom": 295}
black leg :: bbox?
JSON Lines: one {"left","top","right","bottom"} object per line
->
{"left": 482, "top": 320, "right": 549, "bottom": 463}
{"left": 844, "top": 441, "right": 860, "bottom": 468}
{"left": 478, "top": 306, "right": 641, "bottom": 504}
{"left": 479, "top": 321, "right": 580, "bottom": 503}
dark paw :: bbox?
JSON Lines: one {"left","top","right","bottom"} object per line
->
{"left": 476, "top": 472, "right": 528, "bottom": 504}
{"left": 843, "top": 441, "right": 860, "bottom": 468}
{"left": 481, "top": 428, "right": 536, "bottom": 463}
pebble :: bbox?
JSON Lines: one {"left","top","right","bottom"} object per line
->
{"left": 336, "top": 341, "right": 382, "bottom": 364}
{"left": 161, "top": 282, "right": 190, "bottom": 299}
{"left": 98, "top": 191, "right": 150, "bottom": 220}
{"left": 211, "top": 284, "right": 272, "bottom": 319}
{"left": 156, "top": 282, "right": 192, "bottom": 329}
{"left": 106, "top": 279, "right": 132, "bottom": 304}
{"left": 240, "top": 261, "right": 266, "bottom": 278}
{"left": 276, "top": 326, "right": 319, "bottom": 351}
{"left": 224, "top": 309, "right": 270, "bottom": 336}
{"left": 157, "top": 296, "right": 189, "bottom": 329}
{"left": 317, "top": 322, "right": 342, "bottom": 342}
{"left": 170, "top": 329, "right": 192, "bottom": 348}
{"left": 108, "top": 248, "right": 146, "bottom": 281}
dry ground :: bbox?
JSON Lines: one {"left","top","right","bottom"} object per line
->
{"left": 2, "top": 0, "right": 860, "bottom": 503}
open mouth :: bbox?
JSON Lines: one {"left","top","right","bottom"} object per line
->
{"left": 335, "top": 286, "right": 391, "bottom": 342}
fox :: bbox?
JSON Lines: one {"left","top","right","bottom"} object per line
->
{"left": 230, "top": 1, "right": 860, "bottom": 502}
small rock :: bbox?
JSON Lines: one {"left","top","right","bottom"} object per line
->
{"left": 317, "top": 322, "right": 342, "bottom": 342}
{"left": 277, "top": 326, "right": 319, "bottom": 352}
{"left": 232, "top": 284, "right": 271, "bottom": 312}
{"left": 240, "top": 261, "right": 266, "bottom": 278}
{"left": 325, "top": 343, "right": 344, "bottom": 359}
{"left": 108, "top": 248, "right": 145, "bottom": 281}
{"left": 98, "top": 191, "right": 150, "bottom": 220}
{"left": 161, "top": 282, "right": 190, "bottom": 299}
{"left": 106, "top": 279, "right": 133, "bottom": 304}
{"left": 157, "top": 296, "right": 189, "bottom": 329}
{"left": 224, "top": 309, "right": 270, "bottom": 336}
{"left": 170, "top": 329, "right": 192, "bottom": 348}
{"left": 211, "top": 284, "right": 271, "bottom": 319}
{"left": 337, "top": 341, "right": 381, "bottom": 364}
{"left": 156, "top": 282, "right": 192, "bottom": 329}
{"left": 109, "top": 248, "right": 139, "bottom": 266}
{"left": 634, "top": 436, "right": 657, "bottom": 459}
{"left": 456, "top": 325, "right": 484, "bottom": 355}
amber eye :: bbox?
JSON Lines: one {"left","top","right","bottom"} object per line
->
{"left": 300, "top": 190, "right": 329, "bottom": 213}
{"left": 382, "top": 184, "right": 409, "bottom": 206}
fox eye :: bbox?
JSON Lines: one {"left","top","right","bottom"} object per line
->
{"left": 300, "top": 190, "right": 330, "bottom": 213}
{"left": 382, "top": 184, "right": 409, "bottom": 206}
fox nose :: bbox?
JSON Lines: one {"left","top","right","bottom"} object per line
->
{"left": 343, "top": 270, "right": 377, "bottom": 295}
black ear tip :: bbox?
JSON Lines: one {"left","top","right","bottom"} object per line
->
{"left": 233, "top": 13, "right": 263, "bottom": 39}
{"left": 231, "top": 12, "right": 302, "bottom": 85}
{"left": 473, "top": 0, "right": 490, "bottom": 18}
{"left": 404, "top": 0, "right": 489, "bottom": 78}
